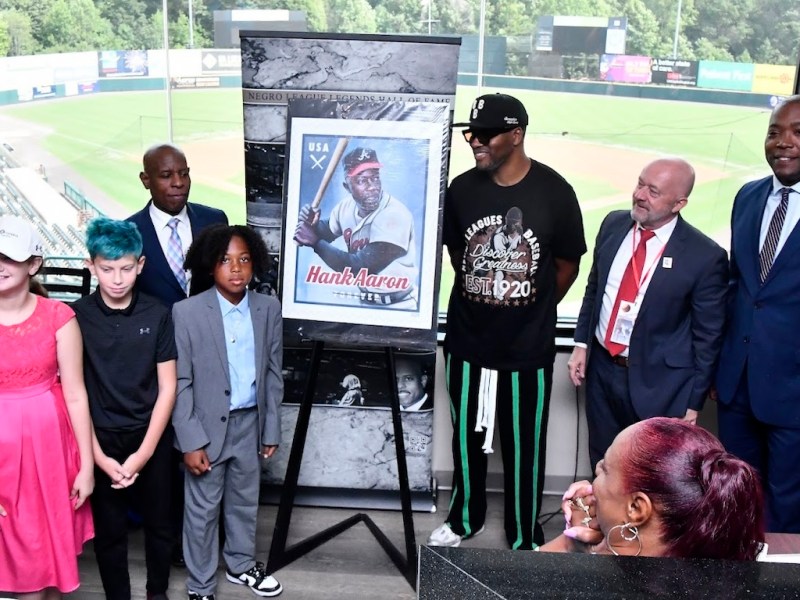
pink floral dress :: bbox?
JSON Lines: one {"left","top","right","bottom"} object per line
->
{"left": 0, "top": 297, "right": 93, "bottom": 593}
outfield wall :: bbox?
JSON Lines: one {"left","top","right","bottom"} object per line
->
{"left": 0, "top": 69, "right": 783, "bottom": 113}
{"left": 0, "top": 48, "right": 794, "bottom": 111}
{"left": 459, "top": 73, "right": 782, "bottom": 109}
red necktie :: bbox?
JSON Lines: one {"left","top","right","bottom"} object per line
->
{"left": 605, "top": 229, "right": 656, "bottom": 356}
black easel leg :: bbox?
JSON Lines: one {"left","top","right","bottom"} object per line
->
{"left": 267, "top": 339, "right": 325, "bottom": 573}
{"left": 266, "top": 343, "right": 418, "bottom": 590}
{"left": 385, "top": 346, "right": 419, "bottom": 587}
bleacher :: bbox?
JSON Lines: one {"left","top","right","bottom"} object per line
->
{"left": 0, "top": 146, "right": 92, "bottom": 282}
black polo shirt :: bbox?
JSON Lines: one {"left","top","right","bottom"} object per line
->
{"left": 73, "top": 290, "right": 177, "bottom": 431}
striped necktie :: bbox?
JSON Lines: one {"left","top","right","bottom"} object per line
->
{"left": 759, "top": 187, "right": 792, "bottom": 284}
{"left": 166, "top": 217, "right": 188, "bottom": 295}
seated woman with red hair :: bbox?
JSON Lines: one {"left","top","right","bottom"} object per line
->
{"left": 540, "top": 417, "right": 765, "bottom": 560}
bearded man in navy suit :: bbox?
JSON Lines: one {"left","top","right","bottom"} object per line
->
{"left": 569, "top": 158, "right": 728, "bottom": 470}
{"left": 716, "top": 95, "right": 800, "bottom": 533}
{"left": 128, "top": 143, "right": 228, "bottom": 307}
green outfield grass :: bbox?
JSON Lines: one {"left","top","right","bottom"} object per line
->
{"left": 2, "top": 84, "right": 774, "bottom": 311}
{"left": 5, "top": 89, "right": 246, "bottom": 221}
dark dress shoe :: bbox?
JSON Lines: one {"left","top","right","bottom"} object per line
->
{"left": 171, "top": 548, "right": 186, "bottom": 568}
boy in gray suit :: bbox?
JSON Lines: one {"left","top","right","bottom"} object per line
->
{"left": 172, "top": 225, "right": 283, "bottom": 599}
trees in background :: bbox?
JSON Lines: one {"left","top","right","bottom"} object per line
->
{"left": 0, "top": 0, "right": 797, "bottom": 67}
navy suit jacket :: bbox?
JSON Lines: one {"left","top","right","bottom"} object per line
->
{"left": 127, "top": 201, "right": 228, "bottom": 307}
{"left": 716, "top": 177, "right": 800, "bottom": 426}
{"left": 575, "top": 211, "right": 728, "bottom": 418}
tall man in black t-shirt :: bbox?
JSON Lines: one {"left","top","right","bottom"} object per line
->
{"left": 428, "top": 93, "right": 586, "bottom": 550}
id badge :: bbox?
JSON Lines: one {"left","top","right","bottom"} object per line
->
{"left": 610, "top": 300, "right": 639, "bottom": 346}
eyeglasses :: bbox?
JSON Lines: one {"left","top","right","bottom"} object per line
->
{"left": 462, "top": 128, "right": 516, "bottom": 145}
{"left": 351, "top": 173, "right": 381, "bottom": 187}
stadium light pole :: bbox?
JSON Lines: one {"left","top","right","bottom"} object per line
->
{"left": 162, "top": 0, "right": 174, "bottom": 143}
{"left": 419, "top": 0, "right": 439, "bottom": 35}
{"left": 188, "top": 0, "right": 194, "bottom": 48}
{"left": 477, "top": 0, "right": 486, "bottom": 93}
{"left": 672, "top": 0, "right": 683, "bottom": 59}
{"left": 428, "top": 0, "right": 431, "bottom": 34}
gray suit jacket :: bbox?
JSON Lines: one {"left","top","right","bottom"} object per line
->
{"left": 172, "top": 288, "right": 283, "bottom": 462}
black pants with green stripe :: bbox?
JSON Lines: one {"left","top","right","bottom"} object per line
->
{"left": 444, "top": 351, "right": 553, "bottom": 549}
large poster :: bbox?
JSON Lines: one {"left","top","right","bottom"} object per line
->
{"left": 281, "top": 102, "right": 447, "bottom": 338}
{"left": 240, "top": 32, "right": 460, "bottom": 505}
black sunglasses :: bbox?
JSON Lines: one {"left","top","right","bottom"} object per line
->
{"left": 462, "top": 127, "right": 517, "bottom": 145}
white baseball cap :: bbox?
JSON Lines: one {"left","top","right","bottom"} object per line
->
{"left": 0, "top": 215, "right": 45, "bottom": 261}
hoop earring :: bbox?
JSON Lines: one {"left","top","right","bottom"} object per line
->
{"left": 606, "top": 522, "right": 642, "bottom": 557}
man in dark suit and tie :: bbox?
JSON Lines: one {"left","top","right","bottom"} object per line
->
{"left": 568, "top": 157, "right": 728, "bottom": 469}
{"left": 128, "top": 143, "right": 228, "bottom": 307}
{"left": 127, "top": 143, "right": 228, "bottom": 567}
{"left": 716, "top": 95, "right": 800, "bottom": 533}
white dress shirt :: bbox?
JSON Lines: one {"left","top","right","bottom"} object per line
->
{"left": 758, "top": 177, "right": 800, "bottom": 258}
{"left": 149, "top": 202, "right": 193, "bottom": 291}
{"left": 592, "top": 216, "right": 679, "bottom": 357}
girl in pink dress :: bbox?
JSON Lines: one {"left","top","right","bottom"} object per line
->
{"left": 0, "top": 216, "right": 94, "bottom": 598}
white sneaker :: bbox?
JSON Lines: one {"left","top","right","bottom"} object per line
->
{"left": 225, "top": 561, "right": 282, "bottom": 597}
{"left": 426, "top": 523, "right": 485, "bottom": 547}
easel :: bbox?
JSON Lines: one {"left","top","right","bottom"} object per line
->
{"left": 266, "top": 340, "right": 418, "bottom": 588}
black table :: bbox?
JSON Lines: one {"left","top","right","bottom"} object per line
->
{"left": 419, "top": 545, "right": 800, "bottom": 599}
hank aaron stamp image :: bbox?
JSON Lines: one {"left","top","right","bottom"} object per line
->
{"left": 281, "top": 113, "right": 443, "bottom": 330}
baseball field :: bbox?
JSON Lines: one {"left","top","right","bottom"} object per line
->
{"left": 0, "top": 85, "right": 775, "bottom": 311}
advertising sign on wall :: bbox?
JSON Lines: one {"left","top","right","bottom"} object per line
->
{"left": 697, "top": 61, "right": 754, "bottom": 91}
{"left": 650, "top": 58, "right": 698, "bottom": 86}
{"left": 98, "top": 50, "right": 148, "bottom": 78}
{"left": 599, "top": 54, "right": 652, "bottom": 83}
{"left": 200, "top": 49, "right": 242, "bottom": 73}
{"left": 752, "top": 64, "right": 796, "bottom": 95}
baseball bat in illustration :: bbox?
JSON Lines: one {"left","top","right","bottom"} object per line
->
{"left": 310, "top": 136, "right": 350, "bottom": 212}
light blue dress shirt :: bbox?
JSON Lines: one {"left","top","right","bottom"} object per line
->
{"left": 217, "top": 290, "right": 257, "bottom": 411}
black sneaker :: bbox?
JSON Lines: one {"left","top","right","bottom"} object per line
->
{"left": 225, "top": 561, "right": 282, "bottom": 597}
{"left": 187, "top": 593, "right": 214, "bottom": 600}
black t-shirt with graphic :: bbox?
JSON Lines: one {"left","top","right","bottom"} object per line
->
{"left": 443, "top": 159, "right": 586, "bottom": 370}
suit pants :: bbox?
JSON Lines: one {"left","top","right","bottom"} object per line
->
{"left": 92, "top": 426, "right": 174, "bottom": 599}
{"left": 586, "top": 340, "right": 640, "bottom": 472}
{"left": 718, "top": 369, "right": 800, "bottom": 533}
{"left": 444, "top": 351, "right": 552, "bottom": 549}
{"left": 183, "top": 408, "right": 260, "bottom": 595}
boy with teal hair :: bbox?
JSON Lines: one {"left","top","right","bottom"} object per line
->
{"left": 73, "top": 217, "right": 178, "bottom": 600}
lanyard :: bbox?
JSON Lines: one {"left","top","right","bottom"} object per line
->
{"left": 630, "top": 227, "right": 665, "bottom": 296}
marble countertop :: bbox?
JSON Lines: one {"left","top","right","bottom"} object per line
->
{"left": 419, "top": 545, "right": 800, "bottom": 599}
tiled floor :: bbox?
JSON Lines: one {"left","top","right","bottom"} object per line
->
{"left": 70, "top": 491, "right": 566, "bottom": 599}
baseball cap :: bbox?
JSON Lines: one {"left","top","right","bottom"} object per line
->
{"left": 453, "top": 93, "right": 529, "bottom": 130}
{"left": 343, "top": 147, "right": 382, "bottom": 178}
{"left": 0, "top": 215, "right": 45, "bottom": 262}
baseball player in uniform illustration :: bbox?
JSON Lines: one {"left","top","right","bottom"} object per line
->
{"left": 294, "top": 147, "right": 418, "bottom": 308}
